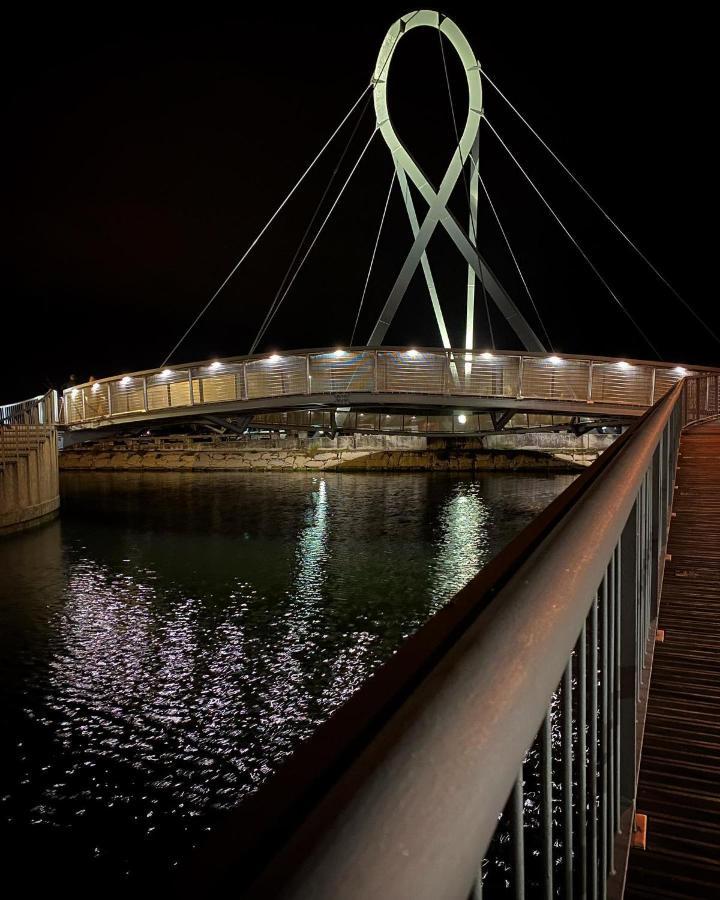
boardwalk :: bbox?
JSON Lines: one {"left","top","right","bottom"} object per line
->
{"left": 626, "top": 420, "right": 720, "bottom": 898}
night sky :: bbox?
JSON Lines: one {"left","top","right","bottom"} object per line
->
{"left": 5, "top": 7, "right": 717, "bottom": 401}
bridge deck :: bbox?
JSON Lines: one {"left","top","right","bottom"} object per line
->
{"left": 626, "top": 419, "right": 720, "bottom": 899}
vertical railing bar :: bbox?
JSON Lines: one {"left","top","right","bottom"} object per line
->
{"left": 563, "top": 657, "right": 574, "bottom": 900}
{"left": 608, "top": 548, "right": 616, "bottom": 871}
{"left": 579, "top": 620, "right": 588, "bottom": 900}
{"left": 590, "top": 594, "right": 599, "bottom": 900}
{"left": 601, "top": 568, "right": 609, "bottom": 896}
{"left": 541, "top": 711, "right": 553, "bottom": 900}
{"left": 512, "top": 770, "right": 525, "bottom": 900}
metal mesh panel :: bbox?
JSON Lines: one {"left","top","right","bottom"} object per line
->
{"left": 64, "top": 390, "right": 85, "bottom": 423}
{"left": 592, "top": 363, "right": 653, "bottom": 406}
{"left": 109, "top": 377, "right": 145, "bottom": 415}
{"left": 146, "top": 370, "right": 192, "bottom": 410}
{"left": 378, "top": 350, "right": 448, "bottom": 394}
{"left": 452, "top": 353, "right": 520, "bottom": 398}
{"left": 652, "top": 367, "right": 686, "bottom": 403}
{"left": 195, "top": 365, "right": 243, "bottom": 404}
{"left": 309, "top": 351, "right": 375, "bottom": 393}
{"left": 245, "top": 355, "right": 307, "bottom": 399}
{"left": 82, "top": 384, "right": 109, "bottom": 419}
{"left": 522, "top": 357, "right": 589, "bottom": 401}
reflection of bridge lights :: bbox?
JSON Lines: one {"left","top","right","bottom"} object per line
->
{"left": 334, "top": 348, "right": 345, "bottom": 357}
{"left": 268, "top": 354, "right": 281, "bottom": 362}
{"left": 481, "top": 351, "right": 494, "bottom": 359}
{"left": 617, "top": 361, "right": 631, "bottom": 369}
{"left": 209, "top": 361, "right": 222, "bottom": 370}
{"left": 547, "top": 356, "right": 563, "bottom": 364}
{"left": 407, "top": 348, "right": 419, "bottom": 357}
{"left": 674, "top": 366, "right": 687, "bottom": 375}
{"left": 457, "top": 414, "right": 467, "bottom": 424}
{"left": 120, "top": 376, "right": 131, "bottom": 386}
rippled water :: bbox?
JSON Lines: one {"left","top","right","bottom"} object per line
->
{"left": 0, "top": 470, "right": 574, "bottom": 885}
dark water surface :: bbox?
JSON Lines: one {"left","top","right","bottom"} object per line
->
{"left": 0, "top": 470, "right": 574, "bottom": 885}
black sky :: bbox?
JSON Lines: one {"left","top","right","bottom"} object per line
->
{"left": 4, "top": 6, "right": 717, "bottom": 400}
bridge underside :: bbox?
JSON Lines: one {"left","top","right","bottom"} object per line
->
{"left": 60, "top": 392, "right": 641, "bottom": 447}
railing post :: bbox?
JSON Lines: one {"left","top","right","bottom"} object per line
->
{"left": 188, "top": 368, "right": 194, "bottom": 406}
{"left": 517, "top": 356, "right": 524, "bottom": 399}
{"left": 107, "top": 383, "right": 112, "bottom": 419}
{"left": 649, "top": 367, "right": 656, "bottom": 405}
{"left": 143, "top": 376, "right": 149, "bottom": 412}
{"left": 619, "top": 501, "right": 639, "bottom": 811}
{"left": 306, "top": 354, "right": 311, "bottom": 395}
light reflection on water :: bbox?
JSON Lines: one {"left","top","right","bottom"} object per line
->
{"left": 0, "top": 470, "right": 574, "bottom": 884}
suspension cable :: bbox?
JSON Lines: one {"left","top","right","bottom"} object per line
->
{"left": 476, "top": 169, "right": 554, "bottom": 351}
{"left": 159, "top": 84, "right": 372, "bottom": 367}
{"left": 351, "top": 169, "right": 396, "bottom": 346}
{"left": 251, "top": 128, "right": 378, "bottom": 353}
{"left": 481, "top": 67, "right": 720, "bottom": 346}
{"left": 483, "top": 115, "right": 662, "bottom": 359}
{"left": 437, "top": 29, "right": 493, "bottom": 348}
{"left": 251, "top": 91, "right": 374, "bottom": 355}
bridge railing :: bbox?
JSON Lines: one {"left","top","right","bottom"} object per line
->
{"left": 61, "top": 348, "right": 706, "bottom": 427}
{"left": 182, "top": 373, "right": 718, "bottom": 897}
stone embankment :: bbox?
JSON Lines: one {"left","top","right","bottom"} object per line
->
{"left": 59, "top": 432, "right": 616, "bottom": 473}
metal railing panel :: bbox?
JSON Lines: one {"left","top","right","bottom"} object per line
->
{"left": 108, "top": 377, "right": 146, "bottom": 416}
{"left": 521, "top": 356, "right": 590, "bottom": 401}
{"left": 591, "top": 362, "right": 653, "bottom": 406}
{"left": 452, "top": 352, "right": 520, "bottom": 398}
{"left": 377, "top": 349, "right": 448, "bottom": 394}
{"left": 245, "top": 355, "right": 308, "bottom": 399}
{"left": 308, "top": 350, "right": 375, "bottom": 393}
{"left": 652, "top": 366, "right": 688, "bottom": 403}
{"left": 192, "top": 376, "right": 720, "bottom": 898}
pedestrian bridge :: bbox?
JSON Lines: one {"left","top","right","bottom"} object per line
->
{"left": 61, "top": 347, "right": 716, "bottom": 441}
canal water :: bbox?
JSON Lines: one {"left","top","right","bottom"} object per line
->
{"left": 0, "top": 470, "right": 575, "bottom": 886}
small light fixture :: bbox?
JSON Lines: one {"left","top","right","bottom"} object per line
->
{"left": 71, "top": 388, "right": 79, "bottom": 398}
{"left": 481, "top": 351, "right": 494, "bottom": 359}
{"left": 120, "top": 376, "right": 131, "bottom": 386}
{"left": 209, "top": 361, "right": 222, "bottom": 370}
{"left": 407, "top": 348, "right": 419, "bottom": 357}
{"left": 674, "top": 366, "right": 687, "bottom": 375}
{"left": 269, "top": 354, "right": 281, "bottom": 362}
{"left": 617, "top": 360, "right": 631, "bottom": 369}
{"left": 386, "top": 414, "right": 391, "bottom": 419}
{"left": 548, "top": 355, "right": 563, "bottom": 364}
{"left": 334, "top": 348, "right": 345, "bottom": 357}
{"left": 161, "top": 368, "right": 173, "bottom": 377}
{"left": 458, "top": 414, "right": 467, "bottom": 424}
{"left": 91, "top": 382, "right": 101, "bottom": 392}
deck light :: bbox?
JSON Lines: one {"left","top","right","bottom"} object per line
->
{"left": 334, "top": 348, "right": 345, "bottom": 357}
{"left": 617, "top": 360, "right": 631, "bottom": 369}
{"left": 91, "top": 382, "right": 101, "bottom": 392}
{"left": 120, "top": 376, "right": 131, "bottom": 386}
{"left": 407, "top": 348, "right": 419, "bottom": 357}
{"left": 548, "top": 355, "right": 563, "bottom": 364}
{"left": 71, "top": 388, "right": 79, "bottom": 398}
{"left": 674, "top": 366, "right": 687, "bottom": 375}
{"left": 209, "top": 361, "right": 222, "bottom": 370}
{"left": 481, "top": 351, "right": 494, "bottom": 359}
{"left": 458, "top": 414, "right": 467, "bottom": 424}
{"left": 269, "top": 354, "right": 281, "bottom": 362}
{"left": 161, "top": 368, "right": 173, "bottom": 377}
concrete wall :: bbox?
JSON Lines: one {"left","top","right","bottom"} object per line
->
{"left": 0, "top": 427, "right": 60, "bottom": 535}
